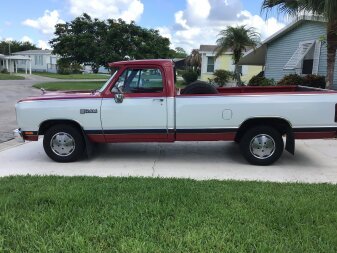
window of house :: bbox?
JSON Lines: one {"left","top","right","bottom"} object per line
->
{"left": 207, "top": 57, "right": 215, "bottom": 72}
{"left": 34, "top": 55, "right": 43, "bottom": 66}
{"left": 113, "top": 68, "right": 163, "bottom": 93}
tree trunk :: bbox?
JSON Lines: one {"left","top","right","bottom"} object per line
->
{"left": 234, "top": 64, "right": 242, "bottom": 86}
{"left": 326, "top": 20, "right": 337, "bottom": 89}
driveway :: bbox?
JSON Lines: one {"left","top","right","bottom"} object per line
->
{"left": 0, "top": 74, "right": 108, "bottom": 143}
{"left": 0, "top": 139, "right": 336, "bottom": 183}
{"left": 0, "top": 78, "right": 41, "bottom": 142}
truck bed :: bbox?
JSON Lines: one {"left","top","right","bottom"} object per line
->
{"left": 215, "top": 85, "right": 335, "bottom": 95}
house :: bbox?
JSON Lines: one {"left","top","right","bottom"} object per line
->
{"left": 12, "top": 49, "right": 60, "bottom": 73}
{"left": 0, "top": 54, "right": 32, "bottom": 74}
{"left": 239, "top": 16, "right": 337, "bottom": 89}
{"left": 199, "top": 45, "right": 262, "bottom": 84}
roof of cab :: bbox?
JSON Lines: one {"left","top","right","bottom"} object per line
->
{"left": 108, "top": 59, "right": 173, "bottom": 68}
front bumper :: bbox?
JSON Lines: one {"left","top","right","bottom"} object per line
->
{"left": 13, "top": 129, "right": 25, "bottom": 143}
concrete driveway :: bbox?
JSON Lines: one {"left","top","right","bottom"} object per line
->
{"left": 0, "top": 74, "right": 108, "bottom": 143}
{"left": 0, "top": 139, "right": 336, "bottom": 183}
{"left": 0, "top": 79, "right": 41, "bottom": 142}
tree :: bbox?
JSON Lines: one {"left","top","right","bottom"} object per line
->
{"left": 173, "top": 47, "right": 188, "bottom": 58}
{"left": 0, "top": 40, "right": 38, "bottom": 55}
{"left": 215, "top": 25, "right": 260, "bottom": 85}
{"left": 261, "top": 0, "right": 337, "bottom": 89}
{"left": 50, "top": 13, "right": 173, "bottom": 73}
{"left": 186, "top": 49, "right": 202, "bottom": 74}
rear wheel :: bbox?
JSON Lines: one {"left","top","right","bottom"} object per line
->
{"left": 239, "top": 126, "right": 284, "bottom": 166}
{"left": 43, "top": 124, "right": 85, "bottom": 162}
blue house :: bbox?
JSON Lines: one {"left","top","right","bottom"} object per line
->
{"left": 239, "top": 16, "right": 337, "bottom": 89}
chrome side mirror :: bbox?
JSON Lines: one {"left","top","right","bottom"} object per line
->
{"left": 114, "top": 93, "right": 124, "bottom": 103}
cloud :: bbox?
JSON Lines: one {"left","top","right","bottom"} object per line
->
{"left": 21, "top": 36, "right": 33, "bottom": 43}
{"left": 37, "top": 40, "right": 51, "bottom": 50}
{"left": 166, "top": 0, "right": 286, "bottom": 52}
{"left": 67, "top": 0, "right": 144, "bottom": 22}
{"left": 22, "top": 10, "right": 64, "bottom": 34}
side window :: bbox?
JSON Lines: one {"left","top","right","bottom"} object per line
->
{"left": 114, "top": 68, "right": 164, "bottom": 93}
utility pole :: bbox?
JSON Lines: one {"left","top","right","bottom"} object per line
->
{"left": 8, "top": 41, "right": 11, "bottom": 75}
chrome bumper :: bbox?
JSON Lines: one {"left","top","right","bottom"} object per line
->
{"left": 13, "top": 129, "right": 25, "bottom": 143}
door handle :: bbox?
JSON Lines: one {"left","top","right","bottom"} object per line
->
{"left": 153, "top": 99, "right": 164, "bottom": 102}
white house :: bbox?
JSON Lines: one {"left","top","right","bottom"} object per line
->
{"left": 0, "top": 54, "right": 32, "bottom": 74}
{"left": 12, "top": 49, "right": 60, "bottom": 73}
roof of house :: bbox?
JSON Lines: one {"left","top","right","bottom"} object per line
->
{"left": 12, "top": 49, "right": 53, "bottom": 55}
{"left": 200, "top": 45, "right": 217, "bottom": 52}
{"left": 0, "top": 54, "right": 31, "bottom": 60}
{"left": 239, "top": 15, "right": 326, "bottom": 65}
{"left": 199, "top": 44, "right": 253, "bottom": 54}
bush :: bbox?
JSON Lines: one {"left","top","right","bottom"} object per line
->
{"left": 57, "top": 59, "right": 71, "bottom": 75}
{"left": 303, "top": 74, "right": 326, "bottom": 89}
{"left": 0, "top": 69, "right": 9, "bottom": 74}
{"left": 211, "top": 70, "right": 234, "bottom": 87}
{"left": 277, "top": 74, "right": 304, "bottom": 86}
{"left": 57, "top": 59, "right": 83, "bottom": 75}
{"left": 277, "top": 74, "right": 326, "bottom": 89}
{"left": 248, "top": 75, "right": 275, "bottom": 86}
{"left": 182, "top": 70, "right": 198, "bottom": 84}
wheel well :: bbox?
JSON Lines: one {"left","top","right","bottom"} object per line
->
{"left": 235, "top": 118, "right": 292, "bottom": 142}
{"left": 39, "top": 120, "right": 84, "bottom": 135}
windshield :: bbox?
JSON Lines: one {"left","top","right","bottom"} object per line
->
{"left": 99, "top": 68, "right": 119, "bottom": 93}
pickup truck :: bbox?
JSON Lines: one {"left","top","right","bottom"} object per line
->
{"left": 14, "top": 59, "right": 337, "bottom": 165}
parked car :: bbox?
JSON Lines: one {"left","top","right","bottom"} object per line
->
{"left": 14, "top": 59, "right": 337, "bottom": 165}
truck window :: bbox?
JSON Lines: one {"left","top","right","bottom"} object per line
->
{"left": 114, "top": 68, "right": 163, "bottom": 93}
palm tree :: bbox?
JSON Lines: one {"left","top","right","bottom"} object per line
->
{"left": 185, "top": 49, "right": 202, "bottom": 74}
{"left": 262, "top": 0, "right": 337, "bottom": 89}
{"left": 216, "top": 26, "right": 260, "bottom": 85}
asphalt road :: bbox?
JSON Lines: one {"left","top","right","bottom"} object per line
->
{"left": 0, "top": 139, "right": 336, "bottom": 183}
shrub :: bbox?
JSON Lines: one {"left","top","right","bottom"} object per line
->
{"left": 182, "top": 70, "right": 198, "bottom": 84}
{"left": 0, "top": 69, "right": 9, "bottom": 74}
{"left": 211, "top": 70, "right": 234, "bottom": 87}
{"left": 248, "top": 75, "right": 275, "bottom": 86}
{"left": 57, "top": 59, "right": 83, "bottom": 75}
{"left": 277, "top": 74, "right": 326, "bottom": 89}
{"left": 277, "top": 74, "right": 304, "bottom": 86}
{"left": 57, "top": 59, "right": 71, "bottom": 75}
{"left": 303, "top": 74, "right": 326, "bottom": 89}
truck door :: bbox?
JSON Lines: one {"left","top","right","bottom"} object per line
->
{"left": 100, "top": 66, "right": 168, "bottom": 141}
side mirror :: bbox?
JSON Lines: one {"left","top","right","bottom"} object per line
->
{"left": 114, "top": 93, "right": 124, "bottom": 103}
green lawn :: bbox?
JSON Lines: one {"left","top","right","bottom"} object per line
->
{"left": 0, "top": 73, "right": 25, "bottom": 80}
{"left": 33, "top": 81, "right": 105, "bottom": 91}
{"left": 1, "top": 176, "right": 337, "bottom": 252}
{"left": 32, "top": 72, "right": 110, "bottom": 80}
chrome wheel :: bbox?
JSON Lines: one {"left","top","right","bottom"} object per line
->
{"left": 249, "top": 134, "right": 275, "bottom": 159}
{"left": 50, "top": 132, "right": 76, "bottom": 157}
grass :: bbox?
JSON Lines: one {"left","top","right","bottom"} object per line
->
{"left": 1, "top": 176, "right": 337, "bottom": 252}
{"left": 0, "top": 73, "right": 25, "bottom": 80}
{"left": 33, "top": 81, "right": 105, "bottom": 91}
{"left": 32, "top": 72, "right": 110, "bottom": 80}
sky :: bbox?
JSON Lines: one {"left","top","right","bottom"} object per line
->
{"left": 0, "top": 0, "right": 290, "bottom": 52}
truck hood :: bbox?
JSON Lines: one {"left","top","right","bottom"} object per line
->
{"left": 18, "top": 90, "right": 102, "bottom": 102}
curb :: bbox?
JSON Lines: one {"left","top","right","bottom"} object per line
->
{"left": 0, "top": 139, "right": 25, "bottom": 152}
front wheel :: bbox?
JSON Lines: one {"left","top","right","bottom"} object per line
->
{"left": 239, "top": 126, "right": 284, "bottom": 166}
{"left": 43, "top": 124, "right": 85, "bottom": 162}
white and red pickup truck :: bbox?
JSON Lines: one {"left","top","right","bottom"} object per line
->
{"left": 14, "top": 59, "right": 337, "bottom": 165}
